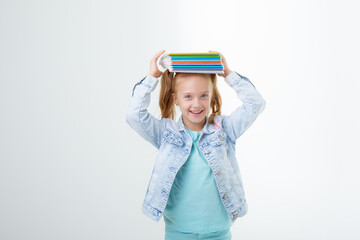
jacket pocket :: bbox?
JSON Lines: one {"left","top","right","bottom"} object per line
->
{"left": 208, "top": 129, "right": 227, "bottom": 147}
{"left": 163, "top": 128, "right": 184, "bottom": 147}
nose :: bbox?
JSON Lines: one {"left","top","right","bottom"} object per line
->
{"left": 193, "top": 97, "right": 202, "bottom": 107}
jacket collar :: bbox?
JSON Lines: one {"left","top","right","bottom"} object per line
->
{"left": 176, "top": 114, "right": 216, "bottom": 135}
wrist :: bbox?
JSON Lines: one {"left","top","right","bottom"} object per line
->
{"left": 224, "top": 70, "right": 233, "bottom": 78}
{"left": 148, "top": 72, "right": 158, "bottom": 78}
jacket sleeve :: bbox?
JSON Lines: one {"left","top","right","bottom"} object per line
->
{"left": 222, "top": 71, "right": 266, "bottom": 143}
{"left": 125, "top": 74, "right": 165, "bottom": 149}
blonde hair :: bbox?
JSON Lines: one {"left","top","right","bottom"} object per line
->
{"left": 159, "top": 69, "right": 222, "bottom": 125}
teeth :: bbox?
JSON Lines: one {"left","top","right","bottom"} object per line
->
{"left": 191, "top": 110, "right": 202, "bottom": 113}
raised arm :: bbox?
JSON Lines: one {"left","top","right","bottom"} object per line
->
{"left": 222, "top": 71, "right": 266, "bottom": 143}
{"left": 125, "top": 50, "right": 167, "bottom": 149}
{"left": 125, "top": 74, "right": 165, "bottom": 149}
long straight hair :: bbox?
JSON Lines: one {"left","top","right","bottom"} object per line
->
{"left": 159, "top": 69, "right": 222, "bottom": 125}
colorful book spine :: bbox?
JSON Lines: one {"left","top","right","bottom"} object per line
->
{"left": 158, "top": 52, "right": 224, "bottom": 74}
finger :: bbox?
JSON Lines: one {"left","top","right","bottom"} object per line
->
{"left": 209, "top": 50, "right": 222, "bottom": 59}
{"left": 154, "top": 49, "right": 165, "bottom": 59}
{"left": 209, "top": 51, "right": 223, "bottom": 66}
{"left": 151, "top": 50, "right": 165, "bottom": 62}
{"left": 157, "top": 49, "right": 165, "bottom": 56}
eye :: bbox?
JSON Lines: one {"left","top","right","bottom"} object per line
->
{"left": 202, "top": 94, "right": 208, "bottom": 97}
{"left": 185, "top": 95, "right": 191, "bottom": 99}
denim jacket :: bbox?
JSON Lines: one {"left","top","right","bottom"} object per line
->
{"left": 125, "top": 71, "right": 266, "bottom": 222}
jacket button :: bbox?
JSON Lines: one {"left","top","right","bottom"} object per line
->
{"left": 233, "top": 214, "right": 238, "bottom": 220}
{"left": 205, "top": 149, "right": 210, "bottom": 154}
{"left": 223, "top": 194, "right": 228, "bottom": 199}
{"left": 219, "top": 136, "right": 223, "bottom": 141}
{"left": 216, "top": 171, "right": 221, "bottom": 176}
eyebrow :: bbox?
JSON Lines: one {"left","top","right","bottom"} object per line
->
{"left": 182, "top": 91, "right": 210, "bottom": 95}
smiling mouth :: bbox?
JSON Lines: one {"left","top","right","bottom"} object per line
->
{"left": 190, "top": 110, "right": 203, "bottom": 115}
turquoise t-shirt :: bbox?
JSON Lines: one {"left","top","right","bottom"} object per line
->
{"left": 163, "top": 127, "right": 233, "bottom": 233}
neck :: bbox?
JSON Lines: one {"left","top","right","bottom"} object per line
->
{"left": 182, "top": 116, "right": 206, "bottom": 132}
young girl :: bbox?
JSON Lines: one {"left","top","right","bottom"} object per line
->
{"left": 126, "top": 50, "right": 266, "bottom": 240}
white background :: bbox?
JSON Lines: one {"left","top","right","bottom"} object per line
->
{"left": 1, "top": 0, "right": 359, "bottom": 239}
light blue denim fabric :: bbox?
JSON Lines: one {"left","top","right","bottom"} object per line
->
{"left": 126, "top": 71, "right": 266, "bottom": 223}
{"left": 165, "top": 227, "right": 231, "bottom": 240}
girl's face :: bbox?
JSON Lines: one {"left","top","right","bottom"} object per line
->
{"left": 172, "top": 74, "right": 212, "bottom": 132}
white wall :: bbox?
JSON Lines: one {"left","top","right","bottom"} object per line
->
{"left": 0, "top": 0, "right": 359, "bottom": 239}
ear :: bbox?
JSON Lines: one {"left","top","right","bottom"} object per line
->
{"left": 172, "top": 93, "right": 177, "bottom": 106}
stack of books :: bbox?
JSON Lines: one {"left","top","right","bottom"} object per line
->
{"left": 158, "top": 52, "right": 224, "bottom": 74}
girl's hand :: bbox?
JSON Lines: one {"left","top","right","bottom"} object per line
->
{"left": 209, "top": 50, "right": 232, "bottom": 78}
{"left": 148, "top": 49, "right": 166, "bottom": 78}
